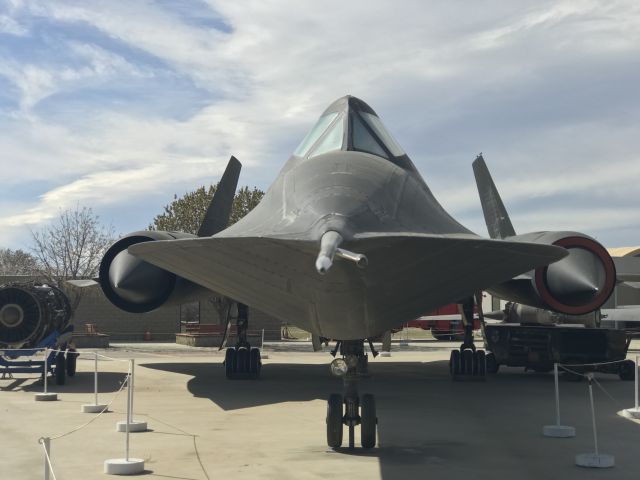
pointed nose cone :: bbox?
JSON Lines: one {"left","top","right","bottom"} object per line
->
{"left": 109, "top": 250, "right": 173, "bottom": 304}
{"left": 545, "top": 247, "right": 605, "bottom": 306}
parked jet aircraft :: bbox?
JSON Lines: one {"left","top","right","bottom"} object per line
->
{"left": 93, "top": 96, "right": 581, "bottom": 449}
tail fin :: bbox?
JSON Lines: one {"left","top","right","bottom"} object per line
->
{"left": 197, "top": 156, "right": 242, "bottom": 237}
{"left": 472, "top": 154, "right": 516, "bottom": 239}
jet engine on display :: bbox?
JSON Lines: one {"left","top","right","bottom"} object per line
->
{"left": 0, "top": 282, "right": 72, "bottom": 349}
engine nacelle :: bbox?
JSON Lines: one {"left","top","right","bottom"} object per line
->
{"left": 490, "top": 231, "right": 616, "bottom": 315}
{"left": 99, "top": 231, "right": 205, "bottom": 313}
{"left": 0, "top": 282, "right": 72, "bottom": 349}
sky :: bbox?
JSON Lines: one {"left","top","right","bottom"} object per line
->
{"left": 1, "top": 0, "right": 639, "bottom": 249}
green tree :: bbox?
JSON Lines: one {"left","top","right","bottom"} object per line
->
{"left": 0, "top": 248, "right": 39, "bottom": 276}
{"left": 149, "top": 184, "right": 265, "bottom": 234}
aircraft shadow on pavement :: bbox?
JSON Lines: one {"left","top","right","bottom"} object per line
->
{"left": 141, "top": 359, "right": 640, "bottom": 479}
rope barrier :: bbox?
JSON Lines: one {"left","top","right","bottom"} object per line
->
{"left": 48, "top": 375, "right": 129, "bottom": 441}
{"left": 144, "top": 414, "right": 211, "bottom": 480}
{"left": 559, "top": 359, "right": 630, "bottom": 368}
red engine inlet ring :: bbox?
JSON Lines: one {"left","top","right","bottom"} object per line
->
{"left": 534, "top": 236, "right": 616, "bottom": 315}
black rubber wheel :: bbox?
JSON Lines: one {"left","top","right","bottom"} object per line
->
{"left": 236, "top": 347, "right": 249, "bottom": 374}
{"left": 360, "top": 394, "right": 377, "bottom": 449}
{"left": 449, "top": 350, "right": 461, "bottom": 377}
{"left": 475, "top": 350, "right": 486, "bottom": 377}
{"left": 55, "top": 352, "right": 66, "bottom": 385}
{"left": 619, "top": 360, "right": 635, "bottom": 381}
{"left": 461, "top": 349, "right": 474, "bottom": 376}
{"left": 486, "top": 352, "right": 499, "bottom": 374}
{"left": 327, "top": 394, "right": 343, "bottom": 448}
{"left": 224, "top": 348, "right": 236, "bottom": 379}
{"left": 66, "top": 349, "right": 78, "bottom": 377}
{"left": 249, "top": 347, "right": 261, "bottom": 378}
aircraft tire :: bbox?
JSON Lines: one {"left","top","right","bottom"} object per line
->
{"left": 55, "top": 352, "right": 66, "bottom": 385}
{"left": 449, "top": 350, "right": 461, "bottom": 377}
{"left": 237, "top": 347, "right": 249, "bottom": 375}
{"left": 249, "top": 347, "right": 261, "bottom": 378}
{"left": 224, "top": 348, "right": 236, "bottom": 379}
{"left": 66, "top": 349, "right": 78, "bottom": 377}
{"left": 327, "top": 394, "right": 343, "bottom": 448}
{"left": 461, "top": 349, "right": 474, "bottom": 375}
{"left": 360, "top": 394, "right": 377, "bottom": 449}
{"left": 475, "top": 350, "right": 486, "bottom": 377}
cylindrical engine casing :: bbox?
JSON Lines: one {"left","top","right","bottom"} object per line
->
{"left": 489, "top": 231, "right": 616, "bottom": 315}
{"left": 0, "top": 282, "right": 72, "bottom": 349}
{"left": 99, "top": 230, "right": 209, "bottom": 313}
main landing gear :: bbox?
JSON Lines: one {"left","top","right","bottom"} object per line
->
{"left": 224, "top": 303, "right": 261, "bottom": 379}
{"left": 449, "top": 296, "right": 496, "bottom": 379}
{"left": 326, "top": 340, "right": 377, "bottom": 449}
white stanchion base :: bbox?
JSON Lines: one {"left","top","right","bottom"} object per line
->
{"left": 116, "top": 420, "right": 148, "bottom": 432}
{"left": 82, "top": 403, "right": 108, "bottom": 413}
{"left": 380, "top": 351, "right": 391, "bottom": 357}
{"left": 543, "top": 425, "right": 576, "bottom": 437}
{"left": 104, "top": 458, "right": 145, "bottom": 475}
{"left": 575, "top": 453, "right": 615, "bottom": 468}
{"left": 35, "top": 393, "right": 58, "bottom": 401}
{"left": 623, "top": 407, "right": 640, "bottom": 419}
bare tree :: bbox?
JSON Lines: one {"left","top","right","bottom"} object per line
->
{"left": 31, "top": 206, "right": 115, "bottom": 310}
{"left": 0, "top": 248, "right": 39, "bottom": 276}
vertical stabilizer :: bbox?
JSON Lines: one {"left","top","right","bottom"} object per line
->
{"left": 472, "top": 154, "right": 516, "bottom": 239}
{"left": 197, "top": 156, "right": 242, "bottom": 237}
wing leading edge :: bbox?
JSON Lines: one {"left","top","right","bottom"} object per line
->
{"left": 128, "top": 233, "right": 566, "bottom": 338}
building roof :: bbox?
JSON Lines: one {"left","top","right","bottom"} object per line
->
{"left": 607, "top": 246, "right": 640, "bottom": 257}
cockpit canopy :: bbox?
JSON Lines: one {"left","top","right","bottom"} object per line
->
{"left": 294, "top": 95, "right": 412, "bottom": 169}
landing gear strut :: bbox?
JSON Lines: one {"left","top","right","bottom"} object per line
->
{"left": 224, "top": 303, "right": 261, "bottom": 379}
{"left": 326, "top": 340, "right": 377, "bottom": 449}
{"left": 449, "top": 295, "right": 494, "bottom": 379}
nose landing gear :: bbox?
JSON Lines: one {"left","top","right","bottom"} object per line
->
{"left": 326, "top": 340, "right": 377, "bottom": 449}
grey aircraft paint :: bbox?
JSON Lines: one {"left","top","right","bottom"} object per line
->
{"left": 110, "top": 96, "right": 567, "bottom": 340}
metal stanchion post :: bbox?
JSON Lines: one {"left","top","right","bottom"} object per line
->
{"left": 95, "top": 352, "right": 99, "bottom": 406}
{"left": 35, "top": 348, "right": 57, "bottom": 401}
{"left": 624, "top": 355, "right": 640, "bottom": 418}
{"left": 543, "top": 363, "right": 575, "bottom": 437}
{"left": 105, "top": 362, "right": 144, "bottom": 474}
{"left": 43, "top": 437, "right": 51, "bottom": 480}
{"left": 44, "top": 348, "right": 48, "bottom": 394}
{"left": 82, "top": 352, "right": 108, "bottom": 413}
{"left": 261, "top": 328, "right": 269, "bottom": 359}
{"left": 126, "top": 366, "right": 131, "bottom": 461}
{"left": 116, "top": 358, "right": 146, "bottom": 431}
{"left": 576, "top": 374, "right": 614, "bottom": 468}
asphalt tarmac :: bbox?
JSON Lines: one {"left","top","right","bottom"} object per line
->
{"left": 2, "top": 341, "right": 640, "bottom": 479}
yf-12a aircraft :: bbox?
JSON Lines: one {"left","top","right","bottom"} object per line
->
{"left": 93, "top": 96, "right": 615, "bottom": 449}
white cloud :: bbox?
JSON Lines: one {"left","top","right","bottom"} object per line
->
{"left": 0, "top": 13, "right": 27, "bottom": 36}
{"left": 1, "top": 0, "right": 640, "bottom": 249}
